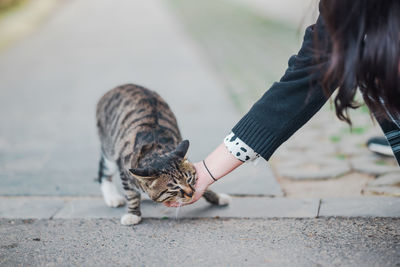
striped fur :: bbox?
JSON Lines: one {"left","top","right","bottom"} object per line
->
{"left": 96, "top": 84, "right": 225, "bottom": 224}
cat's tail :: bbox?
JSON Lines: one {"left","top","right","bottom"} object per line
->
{"left": 203, "top": 190, "right": 231, "bottom": 206}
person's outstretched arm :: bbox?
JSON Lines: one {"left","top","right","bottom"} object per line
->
{"left": 165, "top": 16, "right": 334, "bottom": 207}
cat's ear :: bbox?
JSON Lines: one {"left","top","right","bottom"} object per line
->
{"left": 129, "top": 168, "right": 157, "bottom": 178}
{"left": 137, "top": 143, "right": 156, "bottom": 161}
{"left": 172, "top": 140, "right": 190, "bottom": 158}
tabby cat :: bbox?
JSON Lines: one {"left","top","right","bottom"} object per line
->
{"left": 96, "top": 84, "right": 230, "bottom": 225}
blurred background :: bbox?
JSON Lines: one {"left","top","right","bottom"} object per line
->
{"left": 0, "top": 0, "right": 398, "bottom": 199}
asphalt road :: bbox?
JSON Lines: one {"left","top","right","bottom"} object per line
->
{"left": 1, "top": 218, "right": 399, "bottom": 266}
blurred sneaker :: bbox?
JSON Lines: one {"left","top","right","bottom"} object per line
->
{"left": 367, "top": 137, "right": 394, "bottom": 157}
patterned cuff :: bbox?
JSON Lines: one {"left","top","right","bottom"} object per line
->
{"left": 224, "top": 132, "right": 260, "bottom": 162}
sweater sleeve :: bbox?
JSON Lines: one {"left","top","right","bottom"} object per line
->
{"left": 223, "top": 132, "right": 260, "bottom": 162}
{"left": 232, "top": 17, "right": 333, "bottom": 161}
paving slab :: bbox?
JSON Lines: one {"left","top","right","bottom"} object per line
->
{"left": 53, "top": 197, "right": 126, "bottom": 219}
{"left": 350, "top": 155, "right": 399, "bottom": 176}
{"left": 276, "top": 157, "right": 351, "bottom": 180}
{"left": 0, "top": 197, "right": 65, "bottom": 219}
{"left": 0, "top": 196, "right": 317, "bottom": 220}
{"left": 364, "top": 172, "right": 400, "bottom": 197}
{"left": 279, "top": 173, "right": 373, "bottom": 198}
{"left": 364, "top": 186, "right": 400, "bottom": 197}
{"left": 0, "top": 0, "right": 279, "bottom": 197}
{"left": 211, "top": 159, "right": 283, "bottom": 196}
{"left": 5, "top": 196, "right": 400, "bottom": 220}
{"left": 319, "top": 197, "right": 400, "bottom": 217}
{"left": 368, "top": 172, "right": 400, "bottom": 186}
{"left": 53, "top": 197, "right": 318, "bottom": 219}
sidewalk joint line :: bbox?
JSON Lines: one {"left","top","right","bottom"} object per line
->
{"left": 49, "top": 205, "right": 64, "bottom": 220}
{"left": 316, "top": 199, "right": 322, "bottom": 218}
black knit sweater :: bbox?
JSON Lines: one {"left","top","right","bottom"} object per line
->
{"left": 231, "top": 17, "right": 400, "bottom": 166}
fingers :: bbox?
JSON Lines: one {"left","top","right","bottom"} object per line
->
{"left": 163, "top": 201, "right": 184, "bottom": 207}
{"left": 164, "top": 196, "right": 200, "bottom": 207}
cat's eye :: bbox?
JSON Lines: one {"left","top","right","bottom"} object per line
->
{"left": 179, "top": 188, "right": 193, "bottom": 197}
{"left": 188, "top": 176, "right": 196, "bottom": 186}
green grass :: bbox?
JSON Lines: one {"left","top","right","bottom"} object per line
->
{"left": 351, "top": 127, "right": 367, "bottom": 135}
{"left": 341, "top": 126, "right": 368, "bottom": 135}
{"left": 359, "top": 104, "right": 370, "bottom": 114}
{"left": 330, "top": 135, "right": 341, "bottom": 143}
{"left": 168, "top": 0, "right": 299, "bottom": 112}
{"left": 335, "top": 154, "right": 347, "bottom": 160}
{"left": 375, "top": 160, "right": 387, "bottom": 166}
{"left": 0, "top": 0, "right": 26, "bottom": 19}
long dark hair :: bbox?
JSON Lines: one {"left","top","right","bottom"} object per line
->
{"left": 318, "top": 0, "right": 400, "bottom": 124}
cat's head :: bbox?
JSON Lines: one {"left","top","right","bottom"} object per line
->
{"left": 129, "top": 140, "right": 196, "bottom": 204}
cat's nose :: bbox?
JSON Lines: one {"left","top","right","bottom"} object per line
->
{"left": 181, "top": 188, "right": 193, "bottom": 198}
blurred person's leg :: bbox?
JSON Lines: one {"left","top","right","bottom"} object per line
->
{"left": 374, "top": 118, "right": 400, "bottom": 165}
{"left": 366, "top": 136, "right": 394, "bottom": 157}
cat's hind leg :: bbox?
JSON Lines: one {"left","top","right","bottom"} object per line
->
{"left": 120, "top": 172, "right": 142, "bottom": 225}
{"left": 203, "top": 190, "right": 231, "bottom": 206}
{"left": 98, "top": 154, "right": 126, "bottom": 208}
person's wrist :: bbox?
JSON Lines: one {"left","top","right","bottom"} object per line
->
{"left": 194, "top": 161, "right": 215, "bottom": 186}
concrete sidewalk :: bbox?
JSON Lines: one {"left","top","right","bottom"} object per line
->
{"left": 1, "top": 196, "right": 400, "bottom": 219}
{"left": 0, "top": 0, "right": 280, "bottom": 197}
{"left": 0, "top": 1, "right": 399, "bottom": 266}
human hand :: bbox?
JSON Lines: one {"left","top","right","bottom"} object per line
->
{"left": 164, "top": 143, "right": 243, "bottom": 207}
{"left": 164, "top": 161, "right": 214, "bottom": 207}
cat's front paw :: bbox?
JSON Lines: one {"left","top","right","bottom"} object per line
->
{"left": 104, "top": 194, "right": 126, "bottom": 208}
{"left": 101, "top": 180, "right": 126, "bottom": 207}
{"left": 121, "top": 214, "right": 142, "bottom": 225}
{"left": 217, "top": 193, "right": 231, "bottom": 206}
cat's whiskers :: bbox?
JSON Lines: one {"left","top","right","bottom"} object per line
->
{"left": 174, "top": 200, "right": 184, "bottom": 219}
